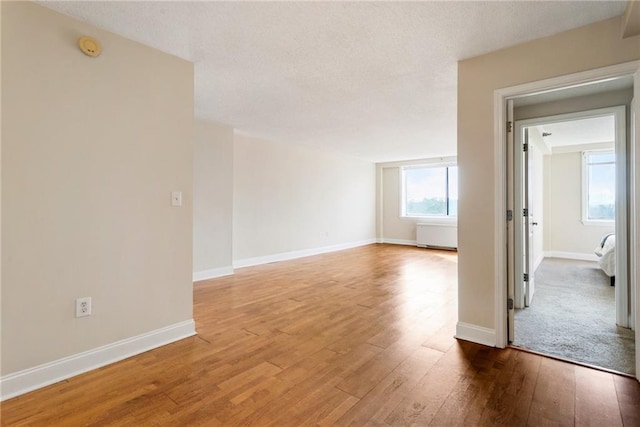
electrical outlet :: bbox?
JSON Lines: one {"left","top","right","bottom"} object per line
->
{"left": 76, "top": 297, "right": 92, "bottom": 318}
{"left": 171, "top": 191, "right": 182, "bottom": 207}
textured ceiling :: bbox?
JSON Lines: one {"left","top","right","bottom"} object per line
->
{"left": 39, "top": 1, "right": 628, "bottom": 162}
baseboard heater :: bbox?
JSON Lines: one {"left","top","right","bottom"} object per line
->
{"left": 416, "top": 223, "right": 457, "bottom": 250}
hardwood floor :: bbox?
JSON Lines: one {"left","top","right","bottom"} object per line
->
{"left": 2, "top": 244, "right": 638, "bottom": 426}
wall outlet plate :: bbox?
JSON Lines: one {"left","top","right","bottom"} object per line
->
{"left": 171, "top": 191, "right": 182, "bottom": 207}
{"left": 76, "top": 297, "right": 92, "bottom": 318}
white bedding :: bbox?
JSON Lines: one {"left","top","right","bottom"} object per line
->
{"left": 594, "top": 234, "right": 615, "bottom": 277}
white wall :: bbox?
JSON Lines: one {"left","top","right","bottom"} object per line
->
{"left": 545, "top": 150, "right": 615, "bottom": 256}
{"left": 233, "top": 134, "right": 376, "bottom": 265}
{"left": 193, "top": 121, "right": 234, "bottom": 280}
{"left": 457, "top": 16, "right": 639, "bottom": 332}
{"left": 2, "top": 1, "right": 194, "bottom": 377}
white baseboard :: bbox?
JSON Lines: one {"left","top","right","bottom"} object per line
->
{"left": 193, "top": 266, "right": 234, "bottom": 282}
{"left": 534, "top": 254, "right": 544, "bottom": 272}
{"left": 545, "top": 251, "right": 598, "bottom": 262}
{"left": 0, "top": 319, "right": 196, "bottom": 402}
{"left": 233, "top": 238, "right": 377, "bottom": 269}
{"left": 380, "top": 238, "right": 417, "bottom": 246}
{"left": 455, "top": 322, "right": 496, "bottom": 347}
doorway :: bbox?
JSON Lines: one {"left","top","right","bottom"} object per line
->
{"left": 510, "top": 106, "right": 635, "bottom": 374}
{"left": 493, "top": 61, "right": 640, "bottom": 379}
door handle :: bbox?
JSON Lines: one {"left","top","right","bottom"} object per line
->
{"left": 532, "top": 222, "right": 539, "bottom": 226}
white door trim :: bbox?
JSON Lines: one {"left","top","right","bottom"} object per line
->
{"left": 493, "top": 59, "right": 640, "bottom": 381}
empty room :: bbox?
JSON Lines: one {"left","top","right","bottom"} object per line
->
{"left": 2, "top": 1, "right": 640, "bottom": 426}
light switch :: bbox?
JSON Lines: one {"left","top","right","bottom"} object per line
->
{"left": 171, "top": 191, "right": 182, "bottom": 207}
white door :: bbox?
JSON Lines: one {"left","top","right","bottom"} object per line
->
{"left": 523, "top": 128, "right": 535, "bottom": 306}
{"left": 513, "top": 126, "right": 528, "bottom": 310}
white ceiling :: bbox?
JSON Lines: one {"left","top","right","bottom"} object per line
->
{"left": 38, "top": 1, "right": 628, "bottom": 162}
{"left": 532, "top": 116, "right": 615, "bottom": 148}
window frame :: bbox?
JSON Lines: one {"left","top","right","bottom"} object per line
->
{"left": 400, "top": 163, "right": 458, "bottom": 225}
{"left": 581, "top": 149, "right": 615, "bottom": 226}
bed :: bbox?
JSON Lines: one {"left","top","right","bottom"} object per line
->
{"left": 594, "top": 233, "right": 615, "bottom": 286}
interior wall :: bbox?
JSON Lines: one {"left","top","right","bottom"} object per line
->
{"left": 457, "top": 16, "right": 640, "bottom": 331}
{"left": 515, "top": 88, "right": 633, "bottom": 121}
{"left": 0, "top": 1, "right": 4, "bottom": 371}
{"left": 546, "top": 150, "right": 615, "bottom": 256}
{"left": 193, "top": 120, "right": 234, "bottom": 278}
{"left": 1, "top": 2, "right": 194, "bottom": 375}
{"left": 381, "top": 167, "right": 415, "bottom": 243}
{"left": 233, "top": 134, "right": 376, "bottom": 264}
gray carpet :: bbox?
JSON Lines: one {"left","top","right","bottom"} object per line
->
{"left": 514, "top": 258, "right": 635, "bottom": 375}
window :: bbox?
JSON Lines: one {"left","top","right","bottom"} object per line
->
{"left": 583, "top": 150, "right": 615, "bottom": 223}
{"left": 401, "top": 165, "right": 457, "bottom": 218}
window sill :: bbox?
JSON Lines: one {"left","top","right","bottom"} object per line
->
{"left": 581, "top": 219, "right": 615, "bottom": 227}
{"left": 401, "top": 216, "right": 457, "bottom": 226}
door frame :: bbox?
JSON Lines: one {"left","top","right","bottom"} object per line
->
{"left": 493, "top": 60, "right": 640, "bottom": 377}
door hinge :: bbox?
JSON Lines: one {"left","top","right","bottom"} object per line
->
{"left": 524, "top": 273, "right": 529, "bottom": 282}
{"left": 507, "top": 298, "right": 514, "bottom": 310}
{"left": 507, "top": 121, "right": 513, "bottom": 133}
{"left": 507, "top": 210, "right": 513, "bottom": 221}
{"left": 523, "top": 208, "right": 528, "bottom": 217}
{"left": 523, "top": 142, "right": 528, "bottom": 152}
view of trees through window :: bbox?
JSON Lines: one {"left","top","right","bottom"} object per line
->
{"left": 403, "top": 165, "right": 457, "bottom": 217}
{"left": 586, "top": 151, "right": 615, "bottom": 220}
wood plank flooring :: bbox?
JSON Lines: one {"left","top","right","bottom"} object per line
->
{"left": 1, "top": 244, "right": 638, "bottom": 426}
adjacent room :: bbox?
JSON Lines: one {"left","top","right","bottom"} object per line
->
{"left": 2, "top": 1, "right": 639, "bottom": 425}
{"left": 511, "top": 81, "right": 636, "bottom": 375}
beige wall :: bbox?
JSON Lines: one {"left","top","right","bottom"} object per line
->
{"left": 1, "top": 2, "right": 194, "bottom": 374}
{"left": 233, "top": 134, "right": 376, "bottom": 263}
{"left": 458, "top": 16, "right": 640, "bottom": 330}
{"left": 193, "top": 121, "right": 234, "bottom": 275}
{"left": 381, "top": 167, "right": 415, "bottom": 243}
{"left": 515, "top": 89, "right": 633, "bottom": 121}
{"left": 0, "top": 1, "right": 4, "bottom": 372}
{"left": 545, "top": 151, "right": 615, "bottom": 255}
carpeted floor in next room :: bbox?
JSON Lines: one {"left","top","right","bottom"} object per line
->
{"left": 514, "top": 258, "right": 635, "bottom": 375}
